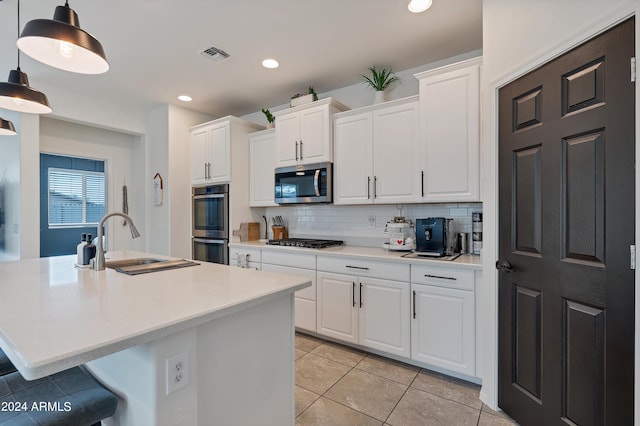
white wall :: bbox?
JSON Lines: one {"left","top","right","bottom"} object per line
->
{"left": 146, "top": 105, "right": 212, "bottom": 257}
{"left": 39, "top": 117, "right": 146, "bottom": 253}
{"left": 481, "top": 0, "right": 639, "bottom": 413}
{"left": 242, "top": 49, "right": 483, "bottom": 128}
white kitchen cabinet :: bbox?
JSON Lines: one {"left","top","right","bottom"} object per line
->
{"left": 190, "top": 116, "right": 263, "bottom": 186}
{"left": 190, "top": 121, "right": 230, "bottom": 184}
{"left": 316, "top": 257, "right": 411, "bottom": 358}
{"left": 262, "top": 251, "right": 317, "bottom": 332}
{"left": 274, "top": 98, "right": 348, "bottom": 167}
{"left": 333, "top": 96, "right": 421, "bottom": 205}
{"left": 410, "top": 264, "right": 476, "bottom": 376}
{"left": 249, "top": 129, "right": 277, "bottom": 207}
{"left": 414, "top": 57, "right": 481, "bottom": 202}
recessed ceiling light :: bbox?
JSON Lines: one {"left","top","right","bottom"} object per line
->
{"left": 178, "top": 95, "right": 192, "bottom": 102}
{"left": 262, "top": 58, "right": 279, "bottom": 69}
{"left": 408, "top": 0, "right": 433, "bottom": 13}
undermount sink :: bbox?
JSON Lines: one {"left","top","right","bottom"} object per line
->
{"left": 105, "top": 258, "right": 199, "bottom": 275}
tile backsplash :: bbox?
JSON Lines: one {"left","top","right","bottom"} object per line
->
{"left": 263, "top": 203, "right": 482, "bottom": 247}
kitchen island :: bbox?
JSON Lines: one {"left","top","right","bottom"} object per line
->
{"left": 0, "top": 251, "right": 311, "bottom": 425}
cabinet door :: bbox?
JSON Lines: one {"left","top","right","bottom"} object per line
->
{"left": 316, "top": 272, "right": 358, "bottom": 344}
{"left": 275, "top": 112, "right": 300, "bottom": 167}
{"left": 359, "top": 277, "right": 410, "bottom": 358}
{"left": 209, "top": 123, "right": 231, "bottom": 182}
{"left": 419, "top": 63, "right": 480, "bottom": 201}
{"left": 333, "top": 113, "right": 373, "bottom": 204}
{"left": 372, "top": 101, "right": 421, "bottom": 203}
{"left": 249, "top": 130, "right": 277, "bottom": 207}
{"left": 262, "top": 263, "right": 317, "bottom": 332}
{"left": 411, "top": 283, "right": 475, "bottom": 376}
{"left": 191, "top": 127, "right": 211, "bottom": 184}
{"left": 299, "top": 103, "right": 331, "bottom": 164}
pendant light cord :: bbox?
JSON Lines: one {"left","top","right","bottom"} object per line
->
{"left": 16, "top": 0, "right": 20, "bottom": 69}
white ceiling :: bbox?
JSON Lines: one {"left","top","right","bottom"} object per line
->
{"left": 0, "top": 0, "right": 482, "bottom": 119}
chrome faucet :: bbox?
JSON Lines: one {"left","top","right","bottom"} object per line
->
{"left": 94, "top": 212, "right": 141, "bottom": 271}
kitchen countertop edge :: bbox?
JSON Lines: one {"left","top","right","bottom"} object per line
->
{"left": 229, "top": 241, "right": 483, "bottom": 270}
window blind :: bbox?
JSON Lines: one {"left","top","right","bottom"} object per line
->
{"left": 48, "top": 168, "right": 105, "bottom": 228}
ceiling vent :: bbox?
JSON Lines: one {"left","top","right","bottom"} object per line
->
{"left": 198, "top": 46, "right": 230, "bottom": 63}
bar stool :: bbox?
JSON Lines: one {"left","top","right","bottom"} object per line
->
{"left": 0, "top": 366, "right": 118, "bottom": 425}
{"left": 0, "top": 348, "right": 16, "bottom": 376}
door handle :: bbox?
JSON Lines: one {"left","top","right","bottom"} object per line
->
{"left": 421, "top": 170, "right": 424, "bottom": 197}
{"left": 295, "top": 141, "right": 299, "bottom": 161}
{"left": 314, "top": 169, "right": 321, "bottom": 196}
{"left": 299, "top": 140, "right": 303, "bottom": 161}
{"left": 367, "top": 176, "right": 371, "bottom": 199}
{"left": 496, "top": 260, "right": 515, "bottom": 273}
{"left": 359, "top": 283, "right": 363, "bottom": 308}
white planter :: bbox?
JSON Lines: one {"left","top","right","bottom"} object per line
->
{"left": 374, "top": 90, "right": 386, "bottom": 104}
{"left": 290, "top": 94, "right": 315, "bottom": 107}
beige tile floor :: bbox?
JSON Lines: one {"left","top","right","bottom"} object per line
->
{"left": 295, "top": 333, "right": 519, "bottom": 426}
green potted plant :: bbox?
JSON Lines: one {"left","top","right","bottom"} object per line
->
{"left": 290, "top": 86, "right": 318, "bottom": 107}
{"left": 360, "top": 66, "right": 400, "bottom": 104}
{"left": 261, "top": 108, "right": 275, "bottom": 128}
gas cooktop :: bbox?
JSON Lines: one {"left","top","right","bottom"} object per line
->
{"left": 266, "top": 238, "right": 343, "bottom": 249}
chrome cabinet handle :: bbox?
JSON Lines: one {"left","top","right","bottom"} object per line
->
{"left": 359, "top": 283, "right": 363, "bottom": 308}
{"left": 295, "top": 141, "right": 299, "bottom": 161}
{"left": 374, "top": 176, "right": 377, "bottom": 198}
{"left": 367, "top": 177, "right": 371, "bottom": 199}
{"left": 346, "top": 265, "right": 369, "bottom": 270}
{"left": 424, "top": 274, "right": 457, "bottom": 281}
{"left": 352, "top": 282, "right": 356, "bottom": 307}
{"left": 300, "top": 140, "right": 303, "bottom": 161}
{"left": 204, "top": 163, "right": 208, "bottom": 179}
{"left": 412, "top": 291, "right": 416, "bottom": 319}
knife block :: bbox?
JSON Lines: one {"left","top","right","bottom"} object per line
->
{"left": 272, "top": 226, "right": 288, "bottom": 240}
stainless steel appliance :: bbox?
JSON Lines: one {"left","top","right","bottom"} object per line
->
{"left": 274, "top": 162, "right": 332, "bottom": 204}
{"left": 266, "top": 238, "right": 343, "bottom": 249}
{"left": 192, "top": 184, "right": 229, "bottom": 264}
{"left": 415, "top": 218, "right": 455, "bottom": 257}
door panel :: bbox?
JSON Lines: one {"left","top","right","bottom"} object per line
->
{"left": 498, "top": 18, "right": 634, "bottom": 425}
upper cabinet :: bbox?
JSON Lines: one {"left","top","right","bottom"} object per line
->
{"left": 274, "top": 98, "right": 348, "bottom": 167}
{"left": 190, "top": 116, "right": 263, "bottom": 186}
{"left": 249, "top": 128, "right": 277, "bottom": 207}
{"left": 333, "top": 96, "right": 421, "bottom": 205}
{"left": 414, "top": 58, "right": 481, "bottom": 202}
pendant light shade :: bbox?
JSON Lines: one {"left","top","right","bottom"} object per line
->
{"left": 17, "top": 2, "right": 108, "bottom": 75}
{"left": 0, "top": 68, "right": 51, "bottom": 114}
{"left": 0, "top": 118, "right": 17, "bottom": 136}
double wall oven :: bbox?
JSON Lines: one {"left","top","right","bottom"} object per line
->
{"left": 192, "top": 184, "right": 229, "bottom": 265}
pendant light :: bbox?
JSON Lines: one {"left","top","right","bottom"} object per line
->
{"left": 0, "top": 118, "right": 17, "bottom": 136}
{"left": 0, "top": 0, "right": 51, "bottom": 114}
{"left": 17, "top": 1, "right": 108, "bottom": 75}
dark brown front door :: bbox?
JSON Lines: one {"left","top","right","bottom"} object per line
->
{"left": 498, "top": 18, "right": 635, "bottom": 425}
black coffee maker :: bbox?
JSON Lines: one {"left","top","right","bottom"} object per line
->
{"left": 415, "top": 218, "right": 455, "bottom": 257}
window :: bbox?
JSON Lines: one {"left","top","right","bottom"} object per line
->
{"left": 48, "top": 168, "right": 105, "bottom": 228}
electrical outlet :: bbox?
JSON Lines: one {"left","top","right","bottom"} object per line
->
{"left": 165, "top": 352, "right": 189, "bottom": 395}
{"left": 368, "top": 216, "right": 376, "bottom": 229}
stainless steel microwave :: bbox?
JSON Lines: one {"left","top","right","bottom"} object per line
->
{"left": 274, "top": 162, "right": 332, "bottom": 204}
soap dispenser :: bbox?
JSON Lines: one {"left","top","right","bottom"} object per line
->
{"left": 82, "top": 233, "right": 96, "bottom": 266}
{"left": 77, "top": 233, "right": 87, "bottom": 265}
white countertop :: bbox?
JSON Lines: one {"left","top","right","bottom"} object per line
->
{"left": 0, "top": 251, "right": 310, "bottom": 380}
{"left": 230, "top": 241, "right": 483, "bottom": 270}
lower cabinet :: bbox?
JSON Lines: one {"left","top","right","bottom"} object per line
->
{"left": 410, "top": 265, "right": 476, "bottom": 376}
{"left": 316, "top": 258, "right": 411, "bottom": 358}
{"left": 262, "top": 251, "right": 317, "bottom": 332}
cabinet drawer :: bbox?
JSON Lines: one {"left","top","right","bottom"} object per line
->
{"left": 317, "top": 256, "right": 410, "bottom": 281}
{"left": 411, "top": 264, "right": 474, "bottom": 291}
{"left": 262, "top": 263, "right": 316, "bottom": 300}
{"left": 262, "top": 250, "right": 316, "bottom": 269}
{"left": 229, "top": 247, "right": 261, "bottom": 265}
